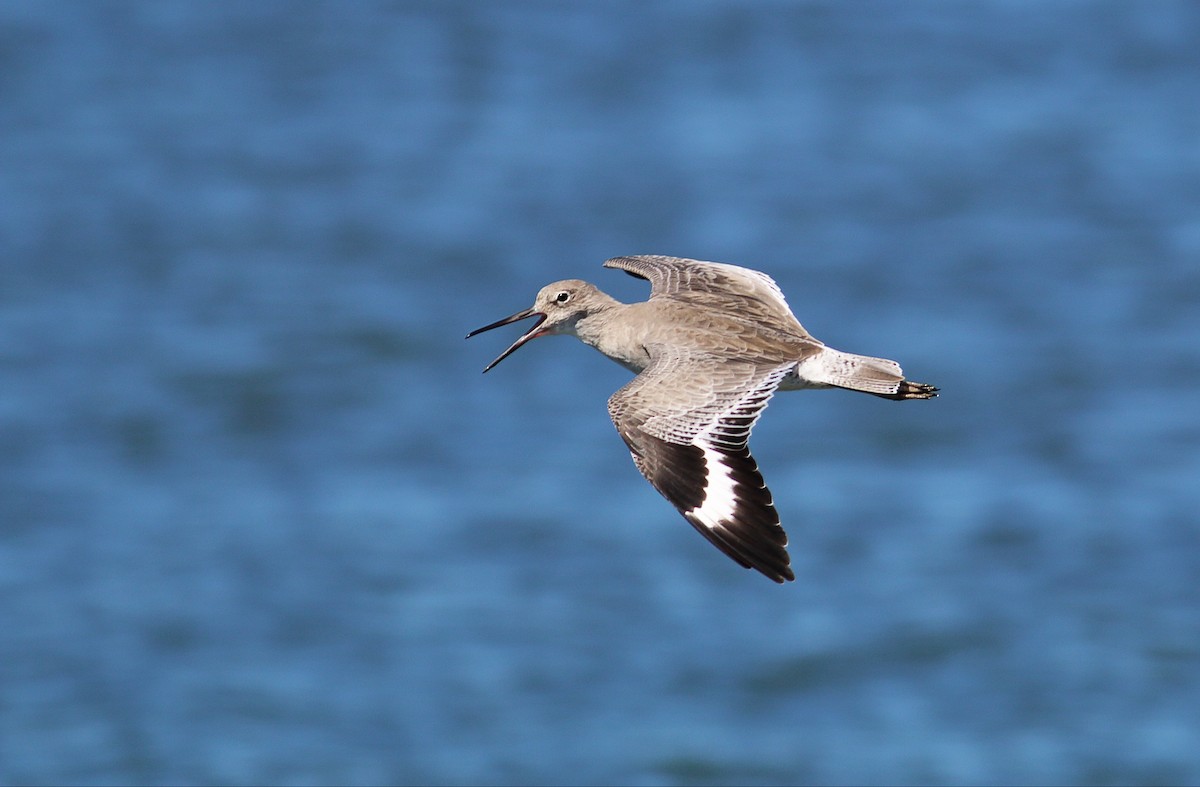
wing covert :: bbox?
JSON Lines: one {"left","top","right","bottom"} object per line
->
{"left": 603, "top": 255, "right": 809, "bottom": 338}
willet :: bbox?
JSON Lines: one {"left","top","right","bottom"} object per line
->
{"left": 467, "top": 255, "right": 938, "bottom": 583}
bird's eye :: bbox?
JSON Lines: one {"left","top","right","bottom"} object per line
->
{"left": 555, "top": 291, "right": 571, "bottom": 304}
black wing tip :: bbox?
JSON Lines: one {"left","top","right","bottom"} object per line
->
{"left": 746, "top": 558, "right": 795, "bottom": 584}
{"left": 636, "top": 438, "right": 794, "bottom": 584}
{"left": 683, "top": 513, "right": 795, "bottom": 584}
{"left": 743, "top": 548, "right": 795, "bottom": 584}
{"left": 736, "top": 545, "right": 795, "bottom": 584}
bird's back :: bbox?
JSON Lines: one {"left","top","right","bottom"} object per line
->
{"left": 617, "top": 297, "right": 820, "bottom": 369}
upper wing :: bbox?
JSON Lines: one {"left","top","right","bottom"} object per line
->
{"left": 604, "top": 255, "right": 811, "bottom": 338}
{"left": 607, "top": 350, "right": 796, "bottom": 583}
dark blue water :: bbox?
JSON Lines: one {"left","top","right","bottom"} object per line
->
{"left": 3, "top": 2, "right": 1199, "bottom": 784}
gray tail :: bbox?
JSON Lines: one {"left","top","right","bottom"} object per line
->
{"left": 807, "top": 349, "right": 939, "bottom": 400}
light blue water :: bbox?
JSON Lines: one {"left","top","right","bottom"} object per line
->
{"left": 2, "top": 2, "right": 1199, "bottom": 784}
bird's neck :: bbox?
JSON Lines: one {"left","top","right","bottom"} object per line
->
{"left": 574, "top": 298, "right": 651, "bottom": 374}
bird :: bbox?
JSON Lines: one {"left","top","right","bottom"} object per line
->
{"left": 466, "top": 255, "right": 938, "bottom": 583}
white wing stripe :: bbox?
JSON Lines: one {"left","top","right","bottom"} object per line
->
{"left": 684, "top": 443, "right": 741, "bottom": 530}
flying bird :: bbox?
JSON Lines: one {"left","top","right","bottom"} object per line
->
{"left": 467, "top": 255, "right": 937, "bottom": 582}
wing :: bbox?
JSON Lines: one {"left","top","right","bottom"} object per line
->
{"left": 607, "top": 351, "right": 796, "bottom": 583}
{"left": 604, "top": 255, "right": 811, "bottom": 339}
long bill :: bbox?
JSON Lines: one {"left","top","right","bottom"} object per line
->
{"left": 465, "top": 308, "right": 547, "bottom": 372}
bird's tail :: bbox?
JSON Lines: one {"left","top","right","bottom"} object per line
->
{"left": 788, "top": 348, "right": 939, "bottom": 400}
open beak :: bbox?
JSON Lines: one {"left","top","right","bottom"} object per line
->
{"left": 465, "top": 307, "right": 548, "bottom": 372}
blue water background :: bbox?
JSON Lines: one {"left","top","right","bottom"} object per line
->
{"left": 2, "top": 2, "right": 1199, "bottom": 784}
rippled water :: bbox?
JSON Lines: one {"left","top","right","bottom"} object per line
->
{"left": 2, "top": 2, "right": 1199, "bottom": 784}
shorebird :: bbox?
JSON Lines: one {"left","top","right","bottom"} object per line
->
{"left": 467, "top": 255, "right": 937, "bottom": 583}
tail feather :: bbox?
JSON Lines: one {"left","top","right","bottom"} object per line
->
{"left": 788, "top": 348, "right": 938, "bottom": 400}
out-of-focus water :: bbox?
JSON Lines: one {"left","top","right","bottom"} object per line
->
{"left": 2, "top": 2, "right": 1199, "bottom": 784}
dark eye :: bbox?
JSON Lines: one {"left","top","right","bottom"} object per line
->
{"left": 555, "top": 291, "right": 571, "bottom": 304}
